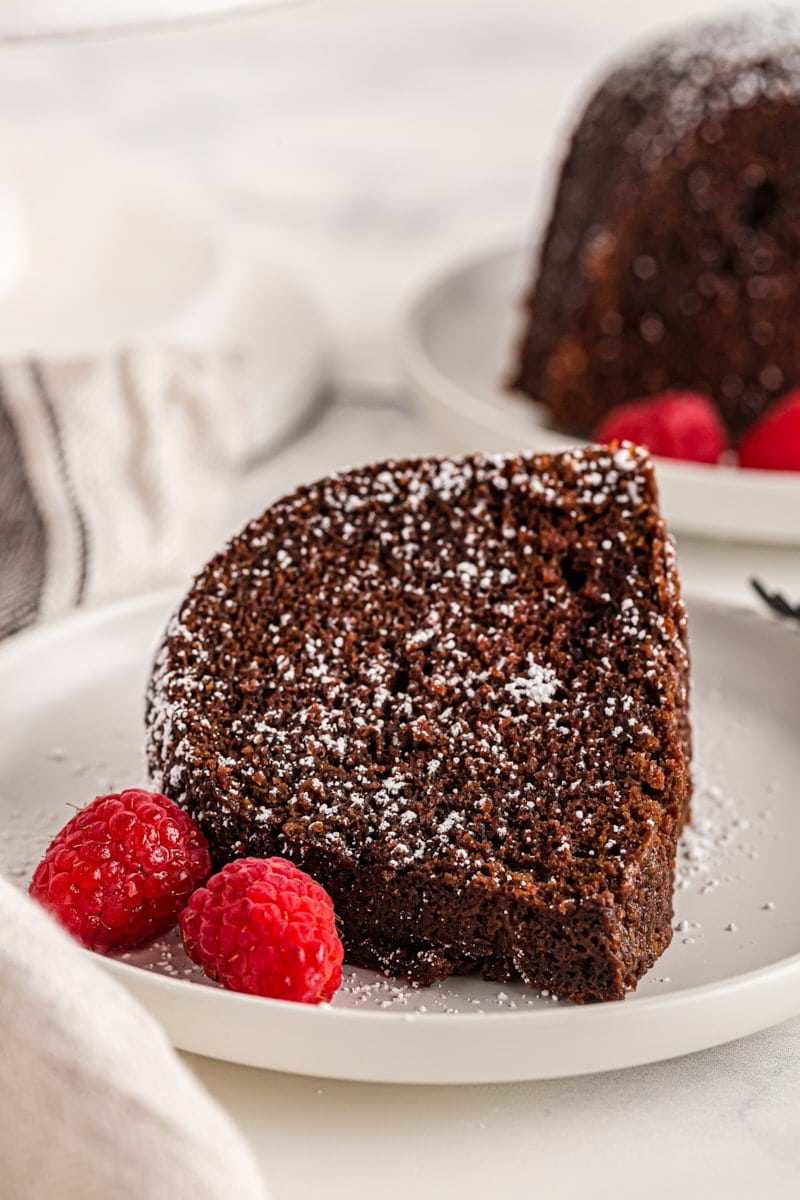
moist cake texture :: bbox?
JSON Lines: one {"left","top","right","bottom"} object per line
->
{"left": 512, "top": 12, "right": 800, "bottom": 443}
{"left": 146, "top": 446, "right": 691, "bottom": 1003}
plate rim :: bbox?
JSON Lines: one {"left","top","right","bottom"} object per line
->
{"left": 97, "top": 930, "right": 800, "bottom": 1028}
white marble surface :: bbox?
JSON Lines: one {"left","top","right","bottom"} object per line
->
{"left": 185, "top": 1019, "right": 800, "bottom": 1200}
{"left": 2, "top": 2, "right": 799, "bottom": 1197}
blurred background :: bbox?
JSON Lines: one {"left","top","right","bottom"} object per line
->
{"left": 1, "top": 0, "right": 796, "bottom": 633}
{"left": 0, "top": 0, "right": 746, "bottom": 384}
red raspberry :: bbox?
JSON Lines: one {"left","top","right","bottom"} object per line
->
{"left": 594, "top": 391, "right": 727, "bottom": 464}
{"left": 738, "top": 390, "right": 800, "bottom": 471}
{"left": 180, "top": 857, "right": 344, "bottom": 1004}
{"left": 29, "top": 789, "right": 211, "bottom": 952}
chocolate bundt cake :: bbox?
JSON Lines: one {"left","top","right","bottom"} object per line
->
{"left": 512, "top": 12, "right": 800, "bottom": 443}
{"left": 146, "top": 446, "right": 691, "bottom": 1003}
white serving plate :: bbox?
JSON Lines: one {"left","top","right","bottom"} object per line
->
{"left": 1, "top": 592, "right": 799, "bottom": 1084}
{"left": 399, "top": 242, "right": 800, "bottom": 545}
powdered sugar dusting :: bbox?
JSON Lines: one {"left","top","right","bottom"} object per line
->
{"left": 504, "top": 655, "right": 560, "bottom": 706}
{"left": 604, "top": 10, "right": 800, "bottom": 171}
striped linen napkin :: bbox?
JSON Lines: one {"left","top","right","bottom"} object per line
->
{"left": 0, "top": 345, "right": 245, "bottom": 640}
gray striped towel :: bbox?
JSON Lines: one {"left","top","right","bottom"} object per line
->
{"left": 0, "top": 346, "right": 245, "bottom": 640}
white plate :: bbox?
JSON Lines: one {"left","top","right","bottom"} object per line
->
{"left": 1, "top": 592, "right": 799, "bottom": 1084}
{"left": 0, "top": 141, "right": 328, "bottom": 459}
{"left": 399, "top": 243, "right": 800, "bottom": 545}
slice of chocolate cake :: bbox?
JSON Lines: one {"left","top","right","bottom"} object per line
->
{"left": 511, "top": 12, "right": 800, "bottom": 444}
{"left": 146, "top": 446, "right": 691, "bottom": 1003}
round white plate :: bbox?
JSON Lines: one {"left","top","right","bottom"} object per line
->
{"left": 2, "top": 592, "right": 799, "bottom": 1084}
{"left": 0, "top": 141, "right": 327, "bottom": 459}
{"left": 400, "top": 242, "right": 800, "bottom": 545}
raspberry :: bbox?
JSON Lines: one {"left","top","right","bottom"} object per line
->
{"left": 29, "top": 789, "right": 211, "bottom": 952}
{"left": 594, "top": 391, "right": 727, "bottom": 464}
{"left": 738, "top": 390, "right": 800, "bottom": 471}
{"left": 180, "top": 857, "right": 344, "bottom": 1004}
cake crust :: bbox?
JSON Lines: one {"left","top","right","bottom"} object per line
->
{"left": 146, "top": 446, "right": 691, "bottom": 1002}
